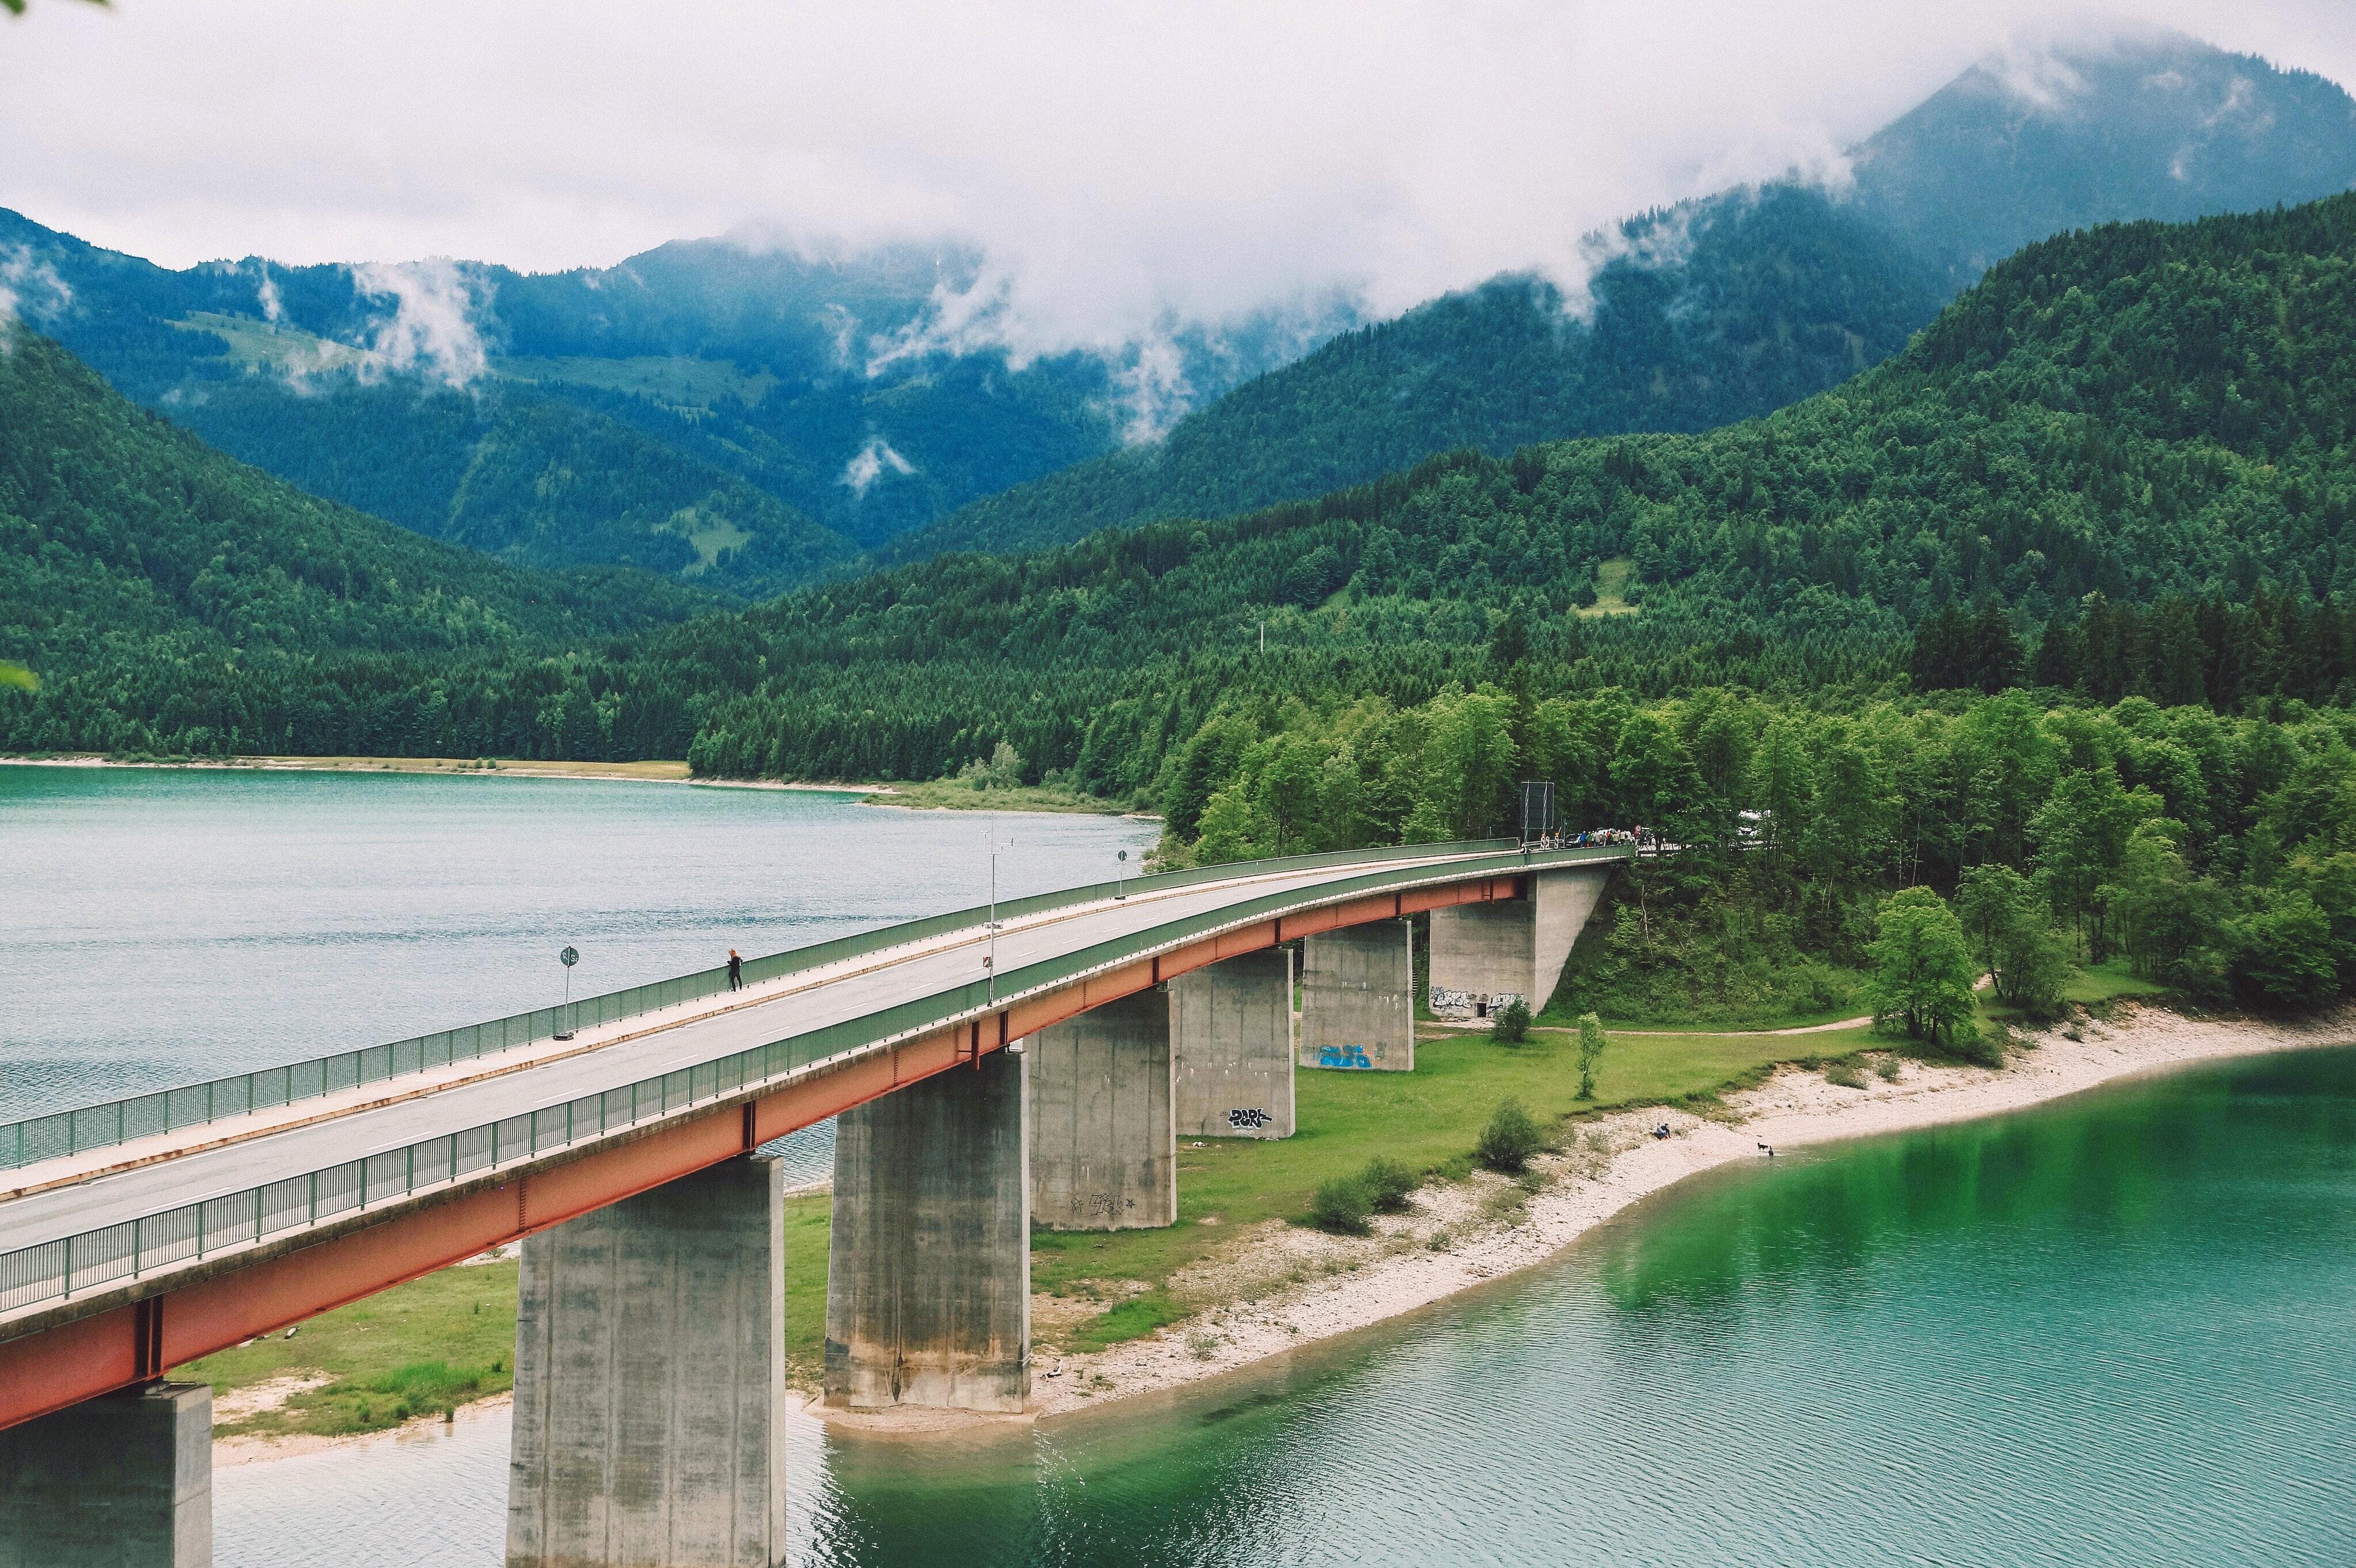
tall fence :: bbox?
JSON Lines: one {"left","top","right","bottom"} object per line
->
{"left": 0, "top": 842, "right": 1630, "bottom": 1315}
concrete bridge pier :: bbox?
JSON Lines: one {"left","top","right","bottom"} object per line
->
{"left": 1027, "top": 989, "right": 1176, "bottom": 1230}
{"left": 506, "top": 1154, "right": 787, "bottom": 1568}
{"left": 1427, "top": 866, "right": 1612, "bottom": 1022}
{"left": 0, "top": 1381, "right": 213, "bottom": 1567}
{"left": 1300, "top": 919, "right": 1416, "bottom": 1071}
{"left": 825, "top": 1050, "right": 1031, "bottom": 1412}
{"left": 1171, "top": 949, "right": 1295, "bottom": 1138}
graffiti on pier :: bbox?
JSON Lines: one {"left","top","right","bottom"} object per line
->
{"left": 1315, "top": 1044, "right": 1375, "bottom": 1069}
{"left": 1226, "top": 1106, "right": 1274, "bottom": 1131}
{"left": 1429, "top": 986, "right": 1525, "bottom": 1022}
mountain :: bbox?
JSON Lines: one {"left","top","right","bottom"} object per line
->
{"left": 1848, "top": 30, "right": 2356, "bottom": 284}
{"left": 0, "top": 211, "right": 1348, "bottom": 594}
{"left": 875, "top": 183, "right": 1949, "bottom": 563}
{"left": 0, "top": 326, "right": 721, "bottom": 757}
{"left": 884, "top": 32, "right": 2356, "bottom": 568}
{"left": 17, "top": 189, "right": 2350, "bottom": 792}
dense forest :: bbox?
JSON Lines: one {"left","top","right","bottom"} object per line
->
{"left": 7, "top": 194, "right": 2354, "bottom": 789}
{"left": 0, "top": 208, "right": 1333, "bottom": 588}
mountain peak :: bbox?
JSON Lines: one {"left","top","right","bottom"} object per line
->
{"left": 1848, "top": 29, "right": 2356, "bottom": 282}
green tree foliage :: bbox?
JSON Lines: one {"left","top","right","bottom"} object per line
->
{"left": 1310, "top": 1173, "right": 1374, "bottom": 1235}
{"left": 1360, "top": 1156, "right": 1417, "bottom": 1214}
{"left": 1575, "top": 1013, "right": 1608, "bottom": 1099}
{"left": 1474, "top": 1099, "right": 1545, "bottom": 1175}
{"left": 1491, "top": 997, "right": 1532, "bottom": 1045}
{"left": 1866, "top": 888, "right": 1981, "bottom": 1048}
{"left": 1955, "top": 865, "right": 2075, "bottom": 1012}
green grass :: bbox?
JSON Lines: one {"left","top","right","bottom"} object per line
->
{"left": 865, "top": 779, "right": 1135, "bottom": 814}
{"left": 2065, "top": 960, "right": 2168, "bottom": 1006}
{"left": 178, "top": 1260, "right": 518, "bottom": 1438}
{"left": 175, "top": 312, "right": 378, "bottom": 376}
{"left": 1577, "top": 557, "right": 1642, "bottom": 618}
{"left": 181, "top": 997, "right": 2041, "bottom": 1417}
{"left": 491, "top": 353, "right": 779, "bottom": 411}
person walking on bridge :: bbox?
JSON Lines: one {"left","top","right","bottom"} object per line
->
{"left": 728, "top": 949, "right": 743, "bottom": 991}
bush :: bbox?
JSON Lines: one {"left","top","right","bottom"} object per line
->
{"left": 1474, "top": 1099, "right": 1544, "bottom": 1174}
{"left": 1310, "top": 1174, "right": 1374, "bottom": 1233}
{"left": 1361, "top": 1156, "right": 1417, "bottom": 1213}
{"left": 1491, "top": 997, "right": 1532, "bottom": 1043}
{"left": 1824, "top": 1058, "right": 1866, "bottom": 1089}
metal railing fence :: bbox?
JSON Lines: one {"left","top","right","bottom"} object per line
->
{"left": 1, "top": 839, "right": 1523, "bottom": 1172}
{"left": 0, "top": 843, "right": 1627, "bottom": 1316}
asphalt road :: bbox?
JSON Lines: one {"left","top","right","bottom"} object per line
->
{"left": 2, "top": 848, "right": 1529, "bottom": 1255}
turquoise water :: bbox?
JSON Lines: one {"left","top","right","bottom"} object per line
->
{"left": 210, "top": 1047, "right": 2356, "bottom": 1567}
{"left": 0, "top": 764, "right": 1156, "bottom": 1127}
{"left": 9, "top": 768, "right": 2355, "bottom": 1565}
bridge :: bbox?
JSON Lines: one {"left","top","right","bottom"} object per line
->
{"left": 0, "top": 837, "right": 1628, "bottom": 1566}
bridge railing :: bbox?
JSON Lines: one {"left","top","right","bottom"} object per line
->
{"left": 0, "top": 839, "right": 1522, "bottom": 1173}
{"left": 0, "top": 843, "right": 1627, "bottom": 1317}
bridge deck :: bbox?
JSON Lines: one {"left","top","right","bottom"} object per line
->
{"left": 0, "top": 841, "right": 1628, "bottom": 1428}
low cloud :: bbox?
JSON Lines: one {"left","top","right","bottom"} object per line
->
{"left": 3, "top": 2, "right": 2350, "bottom": 397}
{"left": 839, "top": 435, "right": 916, "bottom": 496}
{"left": 0, "top": 245, "right": 72, "bottom": 338}
{"left": 350, "top": 259, "right": 488, "bottom": 387}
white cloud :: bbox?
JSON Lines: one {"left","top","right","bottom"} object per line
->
{"left": 1, "top": 1, "right": 2349, "bottom": 383}
{"left": 349, "top": 259, "right": 487, "bottom": 387}
{"left": 0, "top": 244, "right": 72, "bottom": 332}
{"left": 840, "top": 435, "right": 916, "bottom": 496}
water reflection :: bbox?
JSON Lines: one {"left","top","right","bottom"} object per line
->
{"left": 214, "top": 1049, "right": 2356, "bottom": 1567}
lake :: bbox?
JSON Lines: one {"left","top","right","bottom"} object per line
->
{"left": 7, "top": 766, "right": 2355, "bottom": 1566}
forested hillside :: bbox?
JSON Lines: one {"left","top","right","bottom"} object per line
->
{"left": 0, "top": 327, "right": 721, "bottom": 756}
{"left": 0, "top": 210, "right": 1341, "bottom": 590}
{"left": 889, "top": 33, "right": 2356, "bottom": 567}
{"left": 12, "top": 193, "right": 2350, "bottom": 817}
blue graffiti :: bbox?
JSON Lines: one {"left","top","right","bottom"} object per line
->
{"left": 1317, "top": 1045, "right": 1375, "bottom": 1069}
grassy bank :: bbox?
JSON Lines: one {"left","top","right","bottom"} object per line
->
{"left": 858, "top": 778, "right": 1138, "bottom": 815}
{"left": 181, "top": 998, "right": 2043, "bottom": 1431}
{"left": 182, "top": 1261, "right": 520, "bottom": 1439}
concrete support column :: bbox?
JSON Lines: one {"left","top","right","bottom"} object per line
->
{"left": 1171, "top": 949, "right": 1295, "bottom": 1138}
{"left": 0, "top": 1381, "right": 212, "bottom": 1568}
{"left": 1301, "top": 919, "right": 1415, "bottom": 1072}
{"left": 1428, "top": 867, "right": 1611, "bottom": 1020}
{"left": 1027, "top": 989, "right": 1176, "bottom": 1230}
{"left": 506, "top": 1156, "right": 787, "bottom": 1568}
{"left": 825, "top": 1050, "right": 1030, "bottom": 1413}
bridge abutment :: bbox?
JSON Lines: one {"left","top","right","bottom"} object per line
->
{"left": 1428, "top": 867, "right": 1611, "bottom": 1020}
{"left": 0, "top": 1380, "right": 213, "bottom": 1568}
{"left": 505, "top": 1154, "right": 787, "bottom": 1568}
{"left": 825, "top": 1050, "right": 1030, "bottom": 1412}
{"left": 1171, "top": 949, "right": 1295, "bottom": 1138}
{"left": 1300, "top": 919, "right": 1416, "bottom": 1071}
{"left": 1027, "top": 989, "right": 1176, "bottom": 1230}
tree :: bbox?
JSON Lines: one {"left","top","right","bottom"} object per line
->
{"left": 2106, "top": 820, "right": 2225, "bottom": 990}
{"left": 1492, "top": 996, "right": 1531, "bottom": 1044}
{"left": 2228, "top": 890, "right": 2339, "bottom": 1012}
{"left": 1474, "top": 1099, "right": 1544, "bottom": 1173}
{"left": 1575, "top": 1012, "right": 1608, "bottom": 1099}
{"left": 1955, "top": 863, "right": 2074, "bottom": 1012}
{"left": 1865, "top": 887, "right": 1980, "bottom": 1048}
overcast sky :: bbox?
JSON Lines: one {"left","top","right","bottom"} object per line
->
{"left": 4, "top": 1, "right": 2352, "bottom": 358}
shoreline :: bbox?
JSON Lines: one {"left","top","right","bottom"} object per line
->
{"left": 2, "top": 755, "right": 1150, "bottom": 816}
{"left": 839, "top": 1003, "right": 2356, "bottom": 1432}
{"left": 215, "top": 1003, "right": 2354, "bottom": 1460}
